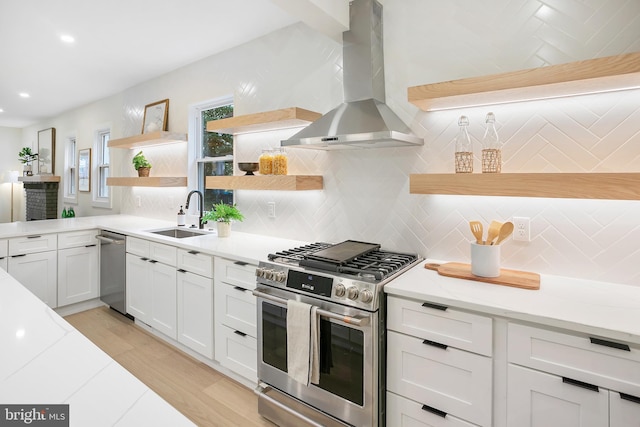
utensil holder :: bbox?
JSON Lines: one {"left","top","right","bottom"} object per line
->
{"left": 470, "top": 242, "right": 501, "bottom": 277}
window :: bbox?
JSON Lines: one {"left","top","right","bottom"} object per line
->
{"left": 188, "top": 97, "right": 234, "bottom": 210}
{"left": 92, "top": 127, "right": 111, "bottom": 208}
{"left": 63, "top": 136, "right": 77, "bottom": 203}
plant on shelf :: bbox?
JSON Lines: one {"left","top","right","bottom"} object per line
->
{"left": 18, "top": 147, "right": 38, "bottom": 176}
{"left": 132, "top": 151, "right": 152, "bottom": 177}
{"left": 201, "top": 202, "right": 244, "bottom": 237}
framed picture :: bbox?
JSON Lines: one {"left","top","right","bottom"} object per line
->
{"left": 142, "top": 99, "right": 169, "bottom": 133}
{"left": 37, "top": 127, "right": 56, "bottom": 175}
{"left": 78, "top": 148, "right": 91, "bottom": 192}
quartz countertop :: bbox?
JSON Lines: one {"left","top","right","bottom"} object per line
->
{"left": 385, "top": 259, "right": 640, "bottom": 346}
{"left": 0, "top": 267, "right": 195, "bottom": 427}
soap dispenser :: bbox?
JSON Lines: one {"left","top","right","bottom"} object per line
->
{"left": 177, "top": 205, "right": 186, "bottom": 226}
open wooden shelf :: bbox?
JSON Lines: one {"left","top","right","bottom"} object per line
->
{"left": 408, "top": 52, "right": 640, "bottom": 111}
{"left": 409, "top": 173, "right": 640, "bottom": 200}
{"left": 107, "top": 177, "right": 187, "bottom": 187}
{"left": 18, "top": 175, "right": 61, "bottom": 183}
{"left": 206, "top": 107, "right": 321, "bottom": 135}
{"left": 108, "top": 131, "right": 187, "bottom": 149}
{"left": 206, "top": 175, "right": 323, "bottom": 191}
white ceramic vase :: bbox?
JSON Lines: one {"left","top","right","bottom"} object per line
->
{"left": 217, "top": 221, "right": 231, "bottom": 237}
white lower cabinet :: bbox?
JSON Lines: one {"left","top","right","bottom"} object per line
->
{"left": 126, "top": 253, "right": 152, "bottom": 321}
{"left": 0, "top": 239, "right": 7, "bottom": 271}
{"left": 0, "top": 258, "right": 6, "bottom": 271}
{"left": 610, "top": 391, "right": 640, "bottom": 427}
{"left": 57, "top": 244, "right": 99, "bottom": 306}
{"left": 8, "top": 250, "right": 57, "bottom": 308}
{"left": 215, "top": 324, "right": 258, "bottom": 381}
{"left": 177, "top": 270, "right": 213, "bottom": 358}
{"left": 386, "top": 392, "right": 478, "bottom": 427}
{"left": 149, "top": 261, "right": 177, "bottom": 338}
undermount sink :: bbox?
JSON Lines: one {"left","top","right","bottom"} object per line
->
{"left": 147, "top": 227, "right": 213, "bottom": 239}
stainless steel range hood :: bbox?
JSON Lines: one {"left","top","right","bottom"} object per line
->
{"left": 281, "top": 0, "right": 423, "bottom": 150}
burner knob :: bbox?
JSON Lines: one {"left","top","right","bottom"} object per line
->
{"left": 360, "top": 289, "right": 373, "bottom": 303}
{"left": 275, "top": 271, "right": 287, "bottom": 282}
{"left": 334, "top": 283, "right": 346, "bottom": 297}
{"left": 346, "top": 286, "right": 359, "bottom": 300}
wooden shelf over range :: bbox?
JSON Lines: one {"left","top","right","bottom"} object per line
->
{"left": 206, "top": 175, "right": 323, "bottom": 191}
{"left": 108, "top": 131, "right": 187, "bottom": 149}
{"left": 206, "top": 107, "right": 321, "bottom": 135}
{"left": 107, "top": 177, "right": 187, "bottom": 187}
{"left": 408, "top": 52, "right": 640, "bottom": 111}
{"left": 409, "top": 173, "right": 640, "bottom": 200}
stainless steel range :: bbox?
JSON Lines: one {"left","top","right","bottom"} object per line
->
{"left": 253, "top": 240, "right": 422, "bottom": 427}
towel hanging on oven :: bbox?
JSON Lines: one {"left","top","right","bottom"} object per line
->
{"left": 286, "top": 300, "right": 320, "bottom": 385}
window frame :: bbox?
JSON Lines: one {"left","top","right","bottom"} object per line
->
{"left": 92, "top": 126, "right": 112, "bottom": 209}
{"left": 63, "top": 134, "right": 77, "bottom": 204}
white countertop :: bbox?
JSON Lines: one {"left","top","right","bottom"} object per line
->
{"left": 0, "top": 267, "right": 195, "bottom": 427}
{"left": 385, "top": 259, "right": 640, "bottom": 346}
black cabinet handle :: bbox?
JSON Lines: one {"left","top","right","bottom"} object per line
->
{"left": 149, "top": 260, "right": 158, "bottom": 264}
{"left": 422, "top": 339, "right": 448, "bottom": 350}
{"left": 11, "top": 254, "right": 27, "bottom": 258}
{"left": 562, "top": 377, "right": 599, "bottom": 392}
{"left": 589, "top": 337, "right": 630, "bottom": 352}
{"left": 234, "top": 330, "right": 247, "bottom": 337}
{"left": 233, "top": 286, "right": 248, "bottom": 292}
{"left": 141, "top": 257, "right": 149, "bottom": 261}
{"left": 234, "top": 261, "right": 248, "bottom": 266}
{"left": 85, "top": 244, "right": 97, "bottom": 248}
{"left": 620, "top": 393, "right": 640, "bottom": 405}
{"left": 27, "top": 235, "right": 42, "bottom": 239}
{"left": 421, "top": 404, "right": 447, "bottom": 418}
{"left": 188, "top": 250, "right": 199, "bottom": 255}
{"left": 422, "top": 301, "right": 447, "bottom": 311}
{"left": 177, "top": 269, "right": 187, "bottom": 273}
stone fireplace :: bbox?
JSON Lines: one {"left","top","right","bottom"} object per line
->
{"left": 23, "top": 181, "right": 59, "bottom": 221}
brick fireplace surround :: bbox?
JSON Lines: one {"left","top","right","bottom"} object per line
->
{"left": 24, "top": 182, "right": 58, "bottom": 221}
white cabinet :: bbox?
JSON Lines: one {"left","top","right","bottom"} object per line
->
{"left": 386, "top": 296, "right": 492, "bottom": 427}
{"left": 125, "top": 238, "right": 178, "bottom": 339}
{"left": 214, "top": 257, "right": 258, "bottom": 382}
{"left": 57, "top": 230, "right": 99, "bottom": 307}
{"left": 610, "top": 391, "right": 640, "bottom": 427}
{"left": 8, "top": 234, "right": 57, "bottom": 308}
{"left": 0, "top": 239, "right": 7, "bottom": 271}
{"left": 177, "top": 270, "right": 213, "bottom": 358}
{"left": 386, "top": 392, "right": 478, "bottom": 427}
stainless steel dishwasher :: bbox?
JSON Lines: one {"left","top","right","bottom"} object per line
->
{"left": 97, "top": 231, "right": 128, "bottom": 316}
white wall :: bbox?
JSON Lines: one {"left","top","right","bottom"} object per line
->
{"left": 0, "top": 127, "right": 24, "bottom": 222}
{"left": 21, "top": 0, "right": 640, "bottom": 286}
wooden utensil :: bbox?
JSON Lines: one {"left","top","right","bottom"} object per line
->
{"left": 425, "top": 262, "right": 540, "bottom": 290}
{"left": 494, "top": 221, "right": 514, "bottom": 245}
{"left": 485, "top": 220, "right": 503, "bottom": 246}
{"left": 469, "top": 221, "right": 483, "bottom": 244}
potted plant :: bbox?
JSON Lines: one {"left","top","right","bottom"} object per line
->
{"left": 201, "top": 202, "right": 244, "bottom": 237}
{"left": 132, "top": 151, "right": 152, "bottom": 177}
{"left": 18, "top": 147, "right": 38, "bottom": 176}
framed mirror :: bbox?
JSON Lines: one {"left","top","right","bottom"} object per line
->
{"left": 37, "top": 127, "right": 56, "bottom": 175}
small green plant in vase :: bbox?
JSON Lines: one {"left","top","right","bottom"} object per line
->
{"left": 18, "top": 147, "right": 38, "bottom": 176}
{"left": 201, "top": 202, "right": 244, "bottom": 237}
{"left": 132, "top": 151, "right": 152, "bottom": 177}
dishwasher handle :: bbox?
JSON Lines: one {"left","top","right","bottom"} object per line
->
{"left": 96, "top": 235, "right": 126, "bottom": 245}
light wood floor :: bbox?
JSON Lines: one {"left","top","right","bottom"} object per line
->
{"left": 65, "top": 307, "right": 275, "bottom": 427}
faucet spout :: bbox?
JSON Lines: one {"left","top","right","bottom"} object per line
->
{"left": 185, "top": 190, "right": 205, "bottom": 229}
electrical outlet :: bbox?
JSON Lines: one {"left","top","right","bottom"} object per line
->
{"left": 267, "top": 202, "right": 276, "bottom": 218}
{"left": 513, "top": 217, "right": 530, "bottom": 242}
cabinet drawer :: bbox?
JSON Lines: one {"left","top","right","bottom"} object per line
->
{"left": 508, "top": 322, "right": 640, "bottom": 396}
{"left": 177, "top": 249, "right": 213, "bottom": 278}
{"left": 215, "top": 324, "right": 257, "bottom": 383}
{"left": 58, "top": 229, "right": 99, "bottom": 249}
{"left": 9, "top": 234, "right": 57, "bottom": 255}
{"left": 0, "top": 239, "right": 8, "bottom": 258}
{"left": 214, "top": 257, "right": 257, "bottom": 291}
{"left": 610, "top": 390, "right": 640, "bottom": 427}
{"left": 215, "top": 282, "right": 256, "bottom": 337}
{"left": 149, "top": 242, "right": 177, "bottom": 267}
{"left": 387, "top": 296, "right": 492, "bottom": 356}
{"left": 387, "top": 331, "right": 492, "bottom": 427}
{"left": 126, "top": 236, "right": 149, "bottom": 257}
{"left": 387, "top": 392, "right": 479, "bottom": 427}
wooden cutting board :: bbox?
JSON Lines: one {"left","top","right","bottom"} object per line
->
{"left": 424, "top": 262, "right": 540, "bottom": 290}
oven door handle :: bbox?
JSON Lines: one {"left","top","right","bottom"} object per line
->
{"left": 253, "top": 289, "right": 370, "bottom": 327}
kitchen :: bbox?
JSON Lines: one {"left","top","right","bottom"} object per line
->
{"left": 1, "top": 0, "right": 640, "bottom": 426}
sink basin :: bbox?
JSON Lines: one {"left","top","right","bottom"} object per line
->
{"left": 147, "top": 227, "right": 212, "bottom": 239}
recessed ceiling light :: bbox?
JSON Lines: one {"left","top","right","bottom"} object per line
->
{"left": 60, "top": 34, "right": 75, "bottom": 43}
{"left": 0, "top": 109, "right": 4, "bottom": 113}
{"left": 19, "top": 92, "right": 30, "bottom": 98}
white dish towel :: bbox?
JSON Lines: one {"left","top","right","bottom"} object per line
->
{"left": 287, "top": 300, "right": 320, "bottom": 385}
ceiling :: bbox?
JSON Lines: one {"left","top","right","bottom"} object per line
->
{"left": 0, "top": 0, "right": 305, "bottom": 128}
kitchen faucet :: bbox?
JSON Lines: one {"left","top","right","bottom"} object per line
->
{"left": 185, "top": 190, "right": 205, "bottom": 229}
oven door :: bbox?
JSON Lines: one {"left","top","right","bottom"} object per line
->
{"left": 254, "top": 285, "right": 379, "bottom": 427}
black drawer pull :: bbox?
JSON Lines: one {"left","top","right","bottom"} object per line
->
{"left": 421, "top": 404, "right": 447, "bottom": 418}
{"left": 141, "top": 257, "right": 149, "bottom": 261}
{"left": 422, "top": 301, "right": 447, "bottom": 311}
{"left": 233, "top": 286, "right": 248, "bottom": 292}
{"left": 149, "top": 260, "right": 158, "bottom": 264}
{"left": 620, "top": 393, "right": 640, "bottom": 404}
{"left": 234, "top": 330, "right": 247, "bottom": 337}
{"left": 188, "top": 250, "right": 199, "bottom": 255}
{"left": 562, "top": 377, "right": 599, "bottom": 392}
{"left": 85, "top": 244, "right": 97, "bottom": 248}
{"left": 11, "top": 254, "right": 27, "bottom": 258}
{"left": 27, "top": 235, "right": 42, "bottom": 239}
{"left": 422, "top": 339, "right": 448, "bottom": 350}
{"left": 177, "top": 269, "right": 187, "bottom": 273}
{"left": 589, "top": 337, "right": 630, "bottom": 351}
{"left": 234, "top": 261, "right": 248, "bottom": 266}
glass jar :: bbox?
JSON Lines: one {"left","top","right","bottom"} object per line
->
{"left": 454, "top": 115, "right": 473, "bottom": 173}
{"left": 259, "top": 148, "right": 273, "bottom": 175}
{"left": 273, "top": 147, "right": 288, "bottom": 175}
{"left": 481, "top": 112, "right": 501, "bottom": 173}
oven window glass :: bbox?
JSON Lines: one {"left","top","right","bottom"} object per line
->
{"left": 261, "top": 301, "right": 365, "bottom": 406}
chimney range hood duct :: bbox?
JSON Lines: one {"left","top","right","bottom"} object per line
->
{"left": 281, "top": 0, "right": 423, "bottom": 150}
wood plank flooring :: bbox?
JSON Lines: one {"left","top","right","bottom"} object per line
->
{"left": 65, "top": 307, "right": 274, "bottom": 427}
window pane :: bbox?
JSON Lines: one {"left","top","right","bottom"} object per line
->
{"left": 199, "top": 104, "right": 234, "bottom": 209}
{"left": 99, "top": 167, "right": 109, "bottom": 198}
{"left": 101, "top": 133, "right": 110, "bottom": 164}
